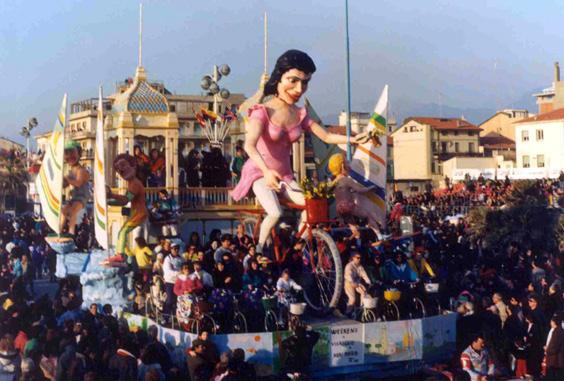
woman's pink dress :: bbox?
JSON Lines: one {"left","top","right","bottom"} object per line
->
{"left": 231, "top": 104, "right": 313, "bottom": 201}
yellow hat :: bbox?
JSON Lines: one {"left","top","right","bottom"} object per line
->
{"left": 3, "top": 298, "right": 13, "bottom": 311}
{"left": 328, "top": 153, "right": 345, "bottom": 176}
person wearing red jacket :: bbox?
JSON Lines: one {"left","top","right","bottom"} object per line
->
{"left": 173, "top": 263, "right": 203, "bottom": 296}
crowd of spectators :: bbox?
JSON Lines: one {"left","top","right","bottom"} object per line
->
{"left": 1, "top": 176, "right": 563, "bottom": 380}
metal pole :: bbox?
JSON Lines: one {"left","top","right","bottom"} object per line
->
{"left": 213, "top": 65, "right": 219, "bottom": 115}
{"left": 344, "top": 0, "right": 352, "bottom": 160}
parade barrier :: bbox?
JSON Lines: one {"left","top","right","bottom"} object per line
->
{"left": 452, "top": 167, "right": 564, "bottom": 181}
{"left": 122, "top": 312, "right": 457, "bottom": 378}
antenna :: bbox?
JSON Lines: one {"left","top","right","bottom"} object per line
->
{"left": 138, "top": 3, "right": 143, "bottom": 68}
{"left": 263, "top": 12, "right": 268, "bottom": 74}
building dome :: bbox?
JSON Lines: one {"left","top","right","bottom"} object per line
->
{"left": 112, "top": 67, "right": 169, "bottom": 114}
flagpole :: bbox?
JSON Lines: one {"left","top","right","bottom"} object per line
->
{"left": 344, "top": 0, "right": 352, "bottom": 160}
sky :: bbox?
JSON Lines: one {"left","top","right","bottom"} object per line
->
{"left": 1, "top": 0, "right": 564, "bottom": 143}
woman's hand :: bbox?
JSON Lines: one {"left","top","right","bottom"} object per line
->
{"left": 353, "top": 130, "right": 371, "bottom": 145}
{"left": 264, "top": 169, "right": 281, "bottom": 191}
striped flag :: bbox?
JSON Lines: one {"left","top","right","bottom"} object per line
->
{"left": 349, "top": 85, "right": 389, "bottom": 227}
{"left": 35, "top": 94, "right": 67, "bottom": 234}
{"left": 94, "top": 87, "right": 109, "bottom": 249}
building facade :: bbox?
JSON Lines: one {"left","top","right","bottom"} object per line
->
{"left": 514, "top": 108, "right": 564, "bottom": 170}
{"left": 478, "top": 109, "right": 529, "bottom": 141}
{"left": 391, "top": 117, "right": 482, "bottom": 191}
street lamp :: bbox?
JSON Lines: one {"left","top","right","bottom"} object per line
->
{"left": 20, "top": 117, "right": 38, "bottom": 167}
{"left": 200, "top": 64, "right": 231, "bottom": 114}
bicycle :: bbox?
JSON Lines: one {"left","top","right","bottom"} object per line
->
{"left": 422, "top": 282, "right": 442, "bottom": 316}
{"left": 381, "top": 288, "right": 401, "bottom": 321}
{"left": 352, "top": 295, "right": 378, "bottom": 323}
{"left": 230, "top": 293, "right": 248, "bottom": 333}
{"left": 392, "top": 281, "right": 426, "bottom": 319}
{"left": 240, "top": 183, "right": 343, "bottom": 314}
{"left": 176, "top": 294, "right": 217, "bottom": 335}
{"left": 262, "top": 294, "right": 280, "bottom": 332}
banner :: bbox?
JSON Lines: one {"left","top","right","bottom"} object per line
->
{"left": 35, "top": 94, "right": 67, "bottom": 234}
{"left": 330, "top": 323, "right": 364, "bottom": 366}
{"left": 364, "top": 319, "right": 423, "bottom": 363}
{"left": 121, "top": 313, "right": 457, "bottom": 377}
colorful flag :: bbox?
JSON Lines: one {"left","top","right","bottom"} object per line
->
{"left": 94, "top": 87, "right": 109, "bottom": 249}
{"left": 35, "top": 94, "right": 67, "bottom": 234}
{"left": 349, "top": 85, "right": 389, "bottom": 227}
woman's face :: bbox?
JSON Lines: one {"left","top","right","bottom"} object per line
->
{"left": 276, "top": 69, "right": 311, "bottom": 104}
{"left": 251, "top": 261, "right": 258, "bottom": 270}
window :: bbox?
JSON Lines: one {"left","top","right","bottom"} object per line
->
{"left": 468, "top": 132, "right": 475, "bottom": 136}
{"left": 522, "top": 155, "right": 530, "bottom": 168}
{"left": 522, "top": 130, "right": 529, "bottom": 142}
{"left": 536, "top": 129, "right": 544, "bottom": 141}
{"left": 403, "top": 127, "right": 408, "bottom": 133}
{"left": 469, "top": 142, "right": 475, "bottom": 153}
{"left": 537, "top": 154, "right": 545, "bottom": 168}
{"left": 410, "top": 125, "right": 417, "bottom": 132}
{"left": 454, "top": 142, "right": 459, "bottom": 152}
{"left": 454, "top": 131, "right": 458, "bottom": 136}
{"left": 169, "top": 104, "right": 176, "bottom": 112}
{"left": 441, "top": 142, "right": 447, "bottom": 152}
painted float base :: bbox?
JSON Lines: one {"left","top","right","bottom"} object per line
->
{"left": 56, "top": 250, "right": 133, "bottom": 312}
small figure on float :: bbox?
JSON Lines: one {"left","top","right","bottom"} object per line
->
{"left": 61, "top": 140, "right": 90, "bottom": 236}
{"left": 105, "top": 153, "right": 148, "bottom": 264}
{"left": 328, "top": 152, "right": 384, "bottom": 240}
{"left": 231, "top": 49, "right": 370, "bottom": 254}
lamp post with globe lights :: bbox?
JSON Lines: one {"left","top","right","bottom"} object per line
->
{"left": 20, "top": 117, "right": 38, "bottom": 168}
{"left": 200, "top": 64, "right": 231, "bottom": 115}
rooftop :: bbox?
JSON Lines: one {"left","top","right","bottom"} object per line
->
{"left": 513, "top": 107, "right": 564, "bottom": 124}
{"left": 404, "top": 117, "right": 481, "bottom": 131}
{"left": 480, "top": 132, "right": 515, "bottom": 150}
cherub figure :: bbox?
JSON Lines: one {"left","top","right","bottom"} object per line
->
{"left": 61, "top": 140, "right": 90, "bottom": 236}
{"left": 328, "top": 153, "right": 384, "bottom": 239}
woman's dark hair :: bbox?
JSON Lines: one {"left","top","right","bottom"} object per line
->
{"left": 264, "top": 50, "right": 316, "bottom": 96}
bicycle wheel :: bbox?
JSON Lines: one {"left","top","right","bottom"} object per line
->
{"left": 361, "top": 309, "right": 377, "bottom": 323}
{"left": 381, "top": 301, "right": 400, "bottom": 321}
{"left": 410, "top": 297, "right": 426, "bottom": 319}
{"left": 264, "top": 310, "right": 278, "bottom": 332}
{"left": 301, "top": 229, "right": 343, "bottom": 313}
{"left": 232, "top": 312, "right": 248, "bottom": 333}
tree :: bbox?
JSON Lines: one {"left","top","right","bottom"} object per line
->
{"left": 0, "top": 155, "right": 28, "bottom": 212}
{"left": 468, "top": 180, "right": 560, "bottom": 253}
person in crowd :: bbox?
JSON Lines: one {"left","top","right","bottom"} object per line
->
{"left": 152, "top": 251, "right": 164, "bottom": 277}
{"left": 544, "top": 313, "right": 564, "bottom": 381}
{"left": 460, "top": 334, "right": 495, "bottom": 381}
{"left": 214, "top": 234, "right": 233, "bottom": 264}
{"left": 173, "top": 263, "right": 203, "bottom": 297}
{"left": 133, "top": 145, "right": 150, "bottom": 185}
{"left": 186, "top": 149, "right": 201, "bottom": 187}
{"left": 491, "top": 292, "right": 509, "bottom": 328}
{"left": 148, "top": 149, "right": 165, "bottom": 187}
{"left": 385, "top": 251, "right": 418, "bottom": 283}
{"left": 281, "top": 326, "right": 320, "bottom": 377}
{"left": 230, "top": 146, "right": 246, "bottom": 186}
{"left": 242, "top": 259, "right": 266, "bottom": 291}
{"left": 187, "top": 342, "right": 213, "bottom": 381}
{"left": 523, "top": 309, "right": 545, "bottom": 378}
{"left": 407, "top": 248, "right": 436, "bottom": 280}
{"left": 126, "top": 237, "right": 154, "bottom": 282}
{"left": 233, "top": 224, "right": 252, "bottom": 251}
{"left": 276, "top": 269, "right": 302, "bottom": 324}
{"left": 343, "top": 251, "right": 371, "bottom": 315}
{"left": 163, "top": 243, "right": 183, "bottom": 315}
{"left": 190, "top": 260, "right": 214, "bottom": 289}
